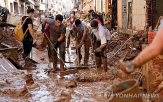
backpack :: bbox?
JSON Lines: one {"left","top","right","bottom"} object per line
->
{"left": 14, "top": 17, "right": 29, "bottom": 41}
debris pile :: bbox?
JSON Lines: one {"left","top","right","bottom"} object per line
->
{"left": 0, "top": 29, "right": 22, "bottom": 49}
{"left": 77, "top": 68, "right": 116, "bottom": 82}
{"left": 107, "top": 31, "right": 148, "bottom": 67}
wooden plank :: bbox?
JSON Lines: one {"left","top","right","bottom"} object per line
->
{"left": 1, "top": 42, "right": 21, "bottom": 51}
{"left": 0, "top": 54, "right": 17, "bottom": 72}
{"left": 69, "top": 65, "right": 96, "bottom": 69}
{"left": 1, "top": 42, "right": 13, "bottom": 48}
{"left": 0, "top": 47, "right": 18, "bottom": 61}
{"left": 30, "top": 47, "right": 44, "bottom": 63}
{"left": 0, "top": 22, "right": 16, "bottom": 27}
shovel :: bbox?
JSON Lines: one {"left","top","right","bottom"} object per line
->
{"left": 44, "top": 33, "right": 79, "bottom": 76}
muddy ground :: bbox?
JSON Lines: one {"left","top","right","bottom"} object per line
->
{"left": 0, "top": 28, "right": 147, "bottom": 102}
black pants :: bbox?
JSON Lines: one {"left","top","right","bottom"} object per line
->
{"left": 23, "top": 33, "right": 33, "bottom": 58}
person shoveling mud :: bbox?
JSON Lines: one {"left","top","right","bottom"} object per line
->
{"left": 42, "top": 14, "right": 66, "bottom": 72}
{"left": 77, "top": 20, "right": 111, "bottom": 72}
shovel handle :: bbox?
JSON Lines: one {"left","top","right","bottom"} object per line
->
{"left": 44, "top": 33, "right": 69, "bottom": 70}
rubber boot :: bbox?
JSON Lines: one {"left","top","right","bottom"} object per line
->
{"left": 48, "top": 47, "right": 52, "bottom": 62}
{"left": 67, "top": 37, "right": 70, "bottom": 48}
{"left": 102, "top": 58, "right": 107, "bottom": 72}
{"left": 84, "top": 44, "right": 89, "bottom": 66}
{"left": 84, "top": 60, "right": 88, "bottom": 66}
{"left": 24, "top": 56, "right": 30, "bottom": 67}
{"left": 95, "top": 57, "right": 101, "bottom": 68}
{"left": 60, "top": 62, "right": 64, "bottom": 71}
{"left": 52, "top": 57, "right": 57, "bottom": 71}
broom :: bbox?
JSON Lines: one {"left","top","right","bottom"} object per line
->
{"left": 44, "top": 33, "right": 79, "bottom": 76}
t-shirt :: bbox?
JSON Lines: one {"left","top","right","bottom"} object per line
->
{"left": 22, "top": 16, "right": 33, "bottom": 37}
{"left": 46, "top": 18, "right": 66, "bottom": 42}
{"left": 72, "top": 21, "right": 86, "bottom": 31}
{"left": 45, "top": 24, "right": 50, "bottom": 37}
{"left": 93, "top": 24, "right": 111, "bottom": 44}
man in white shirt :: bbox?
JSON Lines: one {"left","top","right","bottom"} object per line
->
{"left": 90, "top": 20, "right": 111, "bottom": 72}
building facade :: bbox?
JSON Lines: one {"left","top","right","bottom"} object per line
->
{"left": 82, "top": 0, "right": 111, "bottom": 15}
{"left": 5, "top": 0, "right": 34, "bottom": 15}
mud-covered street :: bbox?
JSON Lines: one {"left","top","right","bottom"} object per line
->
{"left": 1, "top": 0, "right": 163, "bottom": 102}
{"left": 0, "top": 27, "right": 144, "bottom": 101}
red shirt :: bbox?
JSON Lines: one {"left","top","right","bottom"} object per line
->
{"left": 45, "top": 24, "right": 50, "bottom": 38}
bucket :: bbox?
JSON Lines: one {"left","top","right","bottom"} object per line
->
{"left": 104, "top": 79, "right": 143, "bottom": 102}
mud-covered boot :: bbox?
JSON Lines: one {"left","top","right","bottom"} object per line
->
{"left": 52, "top": 57, "right": 57, "bottom": 72}
{"left": 67, "top": 38, "right": 70, "bottom": 48}
{"left": 60, "top": 62, "right": 64, "bottom": 71}
{"left": 95, "top": 57, "right": 101, "bottom": 68}
{"left": 102, "top": 58, "right": 107, "bottom": 72}
{"left": 83, "top": 59, "right": 88, "bottom": 66}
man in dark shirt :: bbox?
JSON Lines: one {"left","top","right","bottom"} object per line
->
{"left": 42, "top": 14, "right": 66, "bottom": 71}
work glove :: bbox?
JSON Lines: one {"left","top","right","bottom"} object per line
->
{"left": 119, "top": 60, "right": 135, "bottom": 74}
{"left": 75, "top": 42, "right": 84, "bottom": 49}
{"left": 53, "top": 41, "right": 59, "bottom": 48}
{"left": 41, "top": 24, "right": 45, "bottom": 33}
{"left": 95, "top": 47, "right": 102, "bottom": 52}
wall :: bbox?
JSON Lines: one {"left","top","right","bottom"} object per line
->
{"left": 105, "top": 0, "right": 108, "bottom": 15}
{"left": 96, "top": 0, "right": 100, "bottom": 12}
{"left": 48, "top": 0, "right": 52, "bottom": 9}
{"left": 117, "top": 0, "right": 127, "bottom": 28}
{"left": 89, "top": 0, "right": 94, "bottom": 10}
{"left": 6, "top": 0, "right": 33, "bottom": 15}
{"left": 132, "top": 0, "right": 146, "bottom": 30}
{"left": 117, "top": 0, "right": 122, "bottom": 28}
{"left": 102, "top": 0, "right": 105, "bottom": 12}
{"left": 78, "top": 0, "right": 83, "bottom": 11}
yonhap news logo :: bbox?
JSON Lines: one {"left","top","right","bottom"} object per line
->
{"left": 104, "top": 91, "right": 159, "bottom": 101}
{"left": 104, "top": 89, "right": 114, "bottom": 101}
